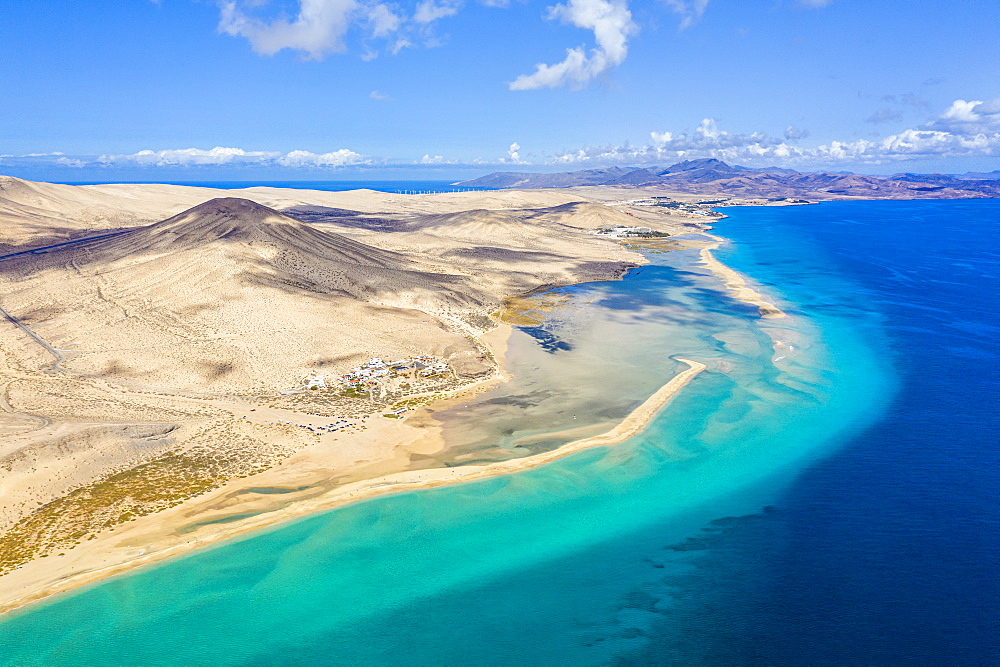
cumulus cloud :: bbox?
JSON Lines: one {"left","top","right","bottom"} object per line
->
{"left": 557, "top": 99, "right": 1000, "bottom": 168}
{"left": 91, "top": 146, "right": 366, "bottom": 169}
{"left": 413, "top": 0, "right": 462, "bottom": 23}
{"left": 664, "top": 0, "right": 709, "bottom": 29}
{"left": 784, "top": 125, "right": 809, "bottom": 141}
{"left": 368, "top": 3, "right": 403, "bottom": 36}
{"left": 560, "top": 119, "right": 790, "bottom": 165}
{"left": 212, "top": 0, "right": 847, "bottom": 89}
{"left": 925, "top": 98, "right": 1000, "bottom": 135}
{"left": 218, "top": 0, "right": 460, "bottom": 60}
{"left": 100, "top": 146, "right": 281, "bottom": 166}
{"left": 219, "top": 0, "right": 361, "bottom": 59}
{"left": 15, "top": 99, "right": 1000, "bottom": 174}
{"left": 509, "top": 0, "right": 636, "bottom": 90}
{"left": 277, "top": 149, "right": 365, "bottom": 167}
{"left": 649, "top": 131, "right": 672, "bottom": 146}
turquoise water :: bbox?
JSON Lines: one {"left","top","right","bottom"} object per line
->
{"left": 1, "top": 200, "right": 959, "bottom": 665}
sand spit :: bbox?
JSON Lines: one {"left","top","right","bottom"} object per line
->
{"left": 0, "top": 358, "right": 704, "bottom": 615}
{"left": 699, "top": 234, "right": 786, "bottom": 319}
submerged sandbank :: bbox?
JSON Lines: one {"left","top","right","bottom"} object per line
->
{"left": 0, "top": 356, "right": 705, "bottom": 614}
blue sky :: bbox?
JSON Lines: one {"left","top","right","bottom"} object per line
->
{"left": 2, "top": 0, "right": 998, "bottom": 180}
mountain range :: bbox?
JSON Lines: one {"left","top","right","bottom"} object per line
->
{"left": 456, "top": 159, "right": 1000, "bottom": 199}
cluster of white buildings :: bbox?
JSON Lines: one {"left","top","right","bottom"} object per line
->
{"left": 339, "top": 358, "right": 392, "bottom": 387}
{"left": 593, "top": 226, "right": 655, "bottom": 238}
{"left": 337, "top": 356, "right": 451, "bottom": 388}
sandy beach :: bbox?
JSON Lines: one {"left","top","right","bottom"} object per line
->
{"left": 0, "top": 355, "right": 705, "bottom": 614}
{"left": 699, "top": 234, "right": 786, "bottom": 319}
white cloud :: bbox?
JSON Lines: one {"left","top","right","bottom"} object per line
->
{"left": 217, "top": 0, "right": 467, "bottom": 61}
{"left": 14, "top": 99, "right": 1000, "bottom": 173}
{"left": 277, "top": 149, "right": 366, "bottom": 167}
{"left": 91, "top": 146, "right": 366, "bottom": 169}
{"left": 696, "top": 117, "right": 721, "bottom": 139}
{"left": 368, "top": 3, "right": 403, "bottom": 36}
{"left": 650, "top": 131, "right": 671, "bottom": 146}
{"left": 799, "top": 0, "right": 831, "bottom": 7}
{"left": 509, "top": 0, "right": 636, "bottom": 90}
{"left": 413, "top": 0, "right": 462, "bottom": 23}
{"left": 664, "top": 0, "right": 708, "bottom": 29}
{"left": 390, "top": 37, "right": 413, "bottom": 54}
{"left": 784, "top": 125, "right": 809, "bottom": 141}
{"left": 100, "top": 146, "right": 281, "bottom": 166}
{"left": 556, "top": 99, "right": 1000, "bottom": 168}
{"left": 370, "top": 89, "right": 392, "bottom": 100}
{"left": 557, "top": 120, "right": 792, "bottom": 165}
{"left": 219, "top": 0, "right": 361, "bottom": 59}
{"left": 926, "top": 98, "right": 1000, "bottom": 135}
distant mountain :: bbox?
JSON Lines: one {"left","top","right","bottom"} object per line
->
{"left": 955, "top": 170, "right": 1000, "bottom": 180}
{"left": 453, "top": 167, "right": 636, "bottom": 189}
{"left": 456, "top": 160, "right": 1000, "bottom": 199}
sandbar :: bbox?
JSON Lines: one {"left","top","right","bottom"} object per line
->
{"left": 699, "top": 234, "right": 786, "bottom": 319}
{"left": 0, "top": 357, "right": 704, "bottom": 614}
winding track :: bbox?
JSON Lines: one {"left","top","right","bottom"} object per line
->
{"left": 0, "top": 302, "right": 64, "bottom": 370}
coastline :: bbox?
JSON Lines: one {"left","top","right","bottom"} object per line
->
{"left": 0, "top": 356, "right": 705, "bottom": 615}
{"left": 699, "top": 233, "right": 786, "bottom": 319}
{"left": 0, "top": 219, "right": 790, "bottom": 617}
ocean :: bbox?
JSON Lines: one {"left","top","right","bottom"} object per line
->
{"left": 56, "top": 181, "right": 482, "bottom": 194}
{"left": 0, "top": 198, "right": 996, "bottom": 665}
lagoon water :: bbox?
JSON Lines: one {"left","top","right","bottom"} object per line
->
{"left": 1, "top": 199, "right": 997, "bottom": 665}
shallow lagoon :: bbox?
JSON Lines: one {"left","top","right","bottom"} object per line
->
{"left": 3, "top": 200, "right": 996, "bottom": 665}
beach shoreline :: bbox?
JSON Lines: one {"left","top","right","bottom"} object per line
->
{"left": 698, "top": 233, "right": 786, "bottom": 319}
{"left": 0, "top": 354, "right": 705, "bottom": 616}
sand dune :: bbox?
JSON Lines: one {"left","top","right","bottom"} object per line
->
{"left": 1, "top": 198, "right": 503, "bottom": 393}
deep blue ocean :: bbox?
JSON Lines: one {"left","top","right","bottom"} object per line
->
{"left": 0, "top": 198, "right": 997, "bottom": 665}
{"left": 57, "top": 181, "right": 481, "bottom": 194}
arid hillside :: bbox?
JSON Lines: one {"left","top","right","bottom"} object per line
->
{"left": 1, "top": 198, "right": 492, "bottom": 393}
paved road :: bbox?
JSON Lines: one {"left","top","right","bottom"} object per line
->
{"left": 0, "top": 229, "right": 130, "bottom": 262}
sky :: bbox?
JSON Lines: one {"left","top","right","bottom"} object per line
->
{"left": 1, "top": 0, "right": 998, "bottom": 181}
